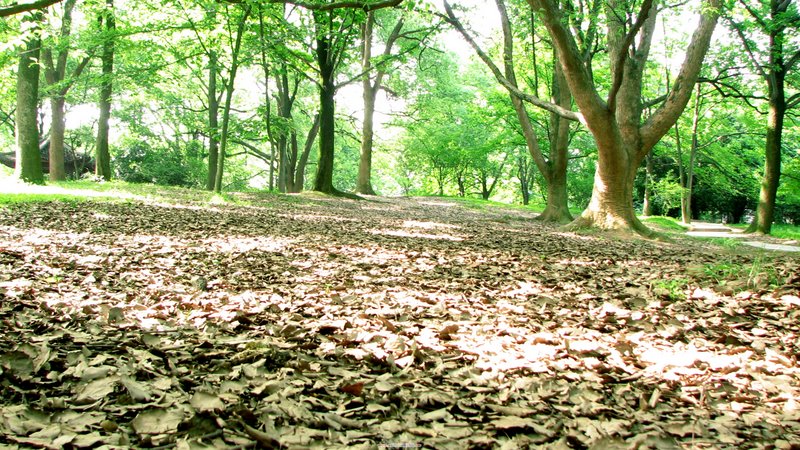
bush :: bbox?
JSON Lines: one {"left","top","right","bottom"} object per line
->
{"left": 114, "top": 139, "right": 205, "bottom": 188}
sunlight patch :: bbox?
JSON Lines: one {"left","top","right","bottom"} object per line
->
{"left": 369, "top": 229, "right": 464, "bottom": 242}
{"left": 402, "top": 220, "right": 460, "bottom": 230}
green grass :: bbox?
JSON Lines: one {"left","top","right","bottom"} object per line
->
{"left": 642, "top": 216, "right": 688, "bottom": 232}
{"left": 0, "top": 178, "right": 225, "bottom": 206}
{"left": 0, "top": 192, "right": 91, "bottom": 205}
{"left": 769, "top": 224, "right": 800, "bottom": 240}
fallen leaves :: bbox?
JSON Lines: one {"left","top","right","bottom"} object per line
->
{"left": 0, "top": 194, "right": 798, "bottom": 448}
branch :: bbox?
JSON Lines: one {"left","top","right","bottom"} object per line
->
{"left": 737, "top": 0, "right": 767, "bottom": 29}
{"left": 224, "top": 0, "right": 401, "bottom": 12}
{"left": 231, "top": 139, "right": 274, "bottom": 162}
{"left": 698, "top": 75, "right": 765, "bottom": 110}
{"left": 607, "top": 0, "right": 654, "bottom": 111}
{"left": 787, "top": 92, "right": 800, "bottom": 110}
{"left": 640, "top": 0, "right": 720, "bottom": 155}
{"left": 442, "top": 0, "right": 583, "bottom": 123}
{"left": 0, "top": 0, "right": 62, "bottom": 17}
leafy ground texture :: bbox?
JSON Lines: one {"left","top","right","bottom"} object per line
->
{"left": 0, "top": 191, "right": 799, "bottom": 449}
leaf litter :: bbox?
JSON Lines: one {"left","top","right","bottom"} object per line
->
{"left": 0, "top": 193, "right": 799, "bottom": 449}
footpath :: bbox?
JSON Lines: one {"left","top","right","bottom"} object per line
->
{"left": 686, "top": 221, "right": 800, "bottom": 253}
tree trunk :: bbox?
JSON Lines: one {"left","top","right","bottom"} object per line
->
{"left": 14, "top": 12, "right": 44, "bottom": 184}
{"left": 213, "top": 6, "right": 249, "bottom": 193}
{"left": 536, "top": 59, "right": 573, "bottom": 223}
{"left": 571, "top": 149, "right": 650, "bottom": 233}
{"left": 642, "top": 152, "right": 653, "bottom": 217}
{"left": 357, "top": 13, "right": 377, "bottom": 195}
{"left": 49, "top": 96, "right": 67, "bottom": 180}
{"left": 747, "top": 75, "right": 784, "bottom": 234}
{"left": 538, "top": 169, "right": 571, "bottom": 222}
{"left": 529, "top": 0, "right": 719, "bottom": 235}
{"left": 357, "top": 86, "right": 378, "bottom": 195}
{"left": 312, "top": 12, "right": 338, "bottom": 194}
{"left": 292, "top": 113, "right": 320, "bottom": 193}
{"left": 682, "top": 85, "right": 701, "bottom": 224}
{"left": 206, "top": 51, "right": 219, "bottom": 191}
{"left": 95, "top": 0, "right": 114, "bottom": 181}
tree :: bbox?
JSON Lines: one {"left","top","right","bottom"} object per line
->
{"left": 42, "top": 0, "right": 91, "bottom": 181}
{"left": 95, "top": 0, "right": 115, "bottom": 180}
{"left": 524, "top": 0, "right": 721, "bottom": 235}
{"left": 356, "top": 11, "right": 404, "bottom": 195}
{"left": 213, "top": 4, "right": 250, "bottom": 193}
{"left": 444, "top": 0, "right": 582, "bottom": 223}
{"left": 14, "top": 11, "right": 44, "bottom": 184}
{"left": 722, "top": 0, "right": 799, "bottom": 234}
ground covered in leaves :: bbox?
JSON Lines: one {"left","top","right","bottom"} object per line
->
{"left": 1, "top": 192, "right": 799, "bottom": 449}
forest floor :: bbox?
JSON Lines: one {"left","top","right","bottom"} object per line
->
{"left": 0, "top": 189, "right": 799, "bottom": 449}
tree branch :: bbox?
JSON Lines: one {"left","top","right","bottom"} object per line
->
{"left": 0, "top": 0, "right": 62, "bottom": 17}
{"left": 607, "top": 0, "right": 654, "bottom": 111}
{"left": 442, "top": 0, "right": 583, "bottom": 122}
{"left": 223, "top": 0, "right": 401, "bottom": 12}
{"left": 640, "top": 0, "right": 721, "bottom": 155}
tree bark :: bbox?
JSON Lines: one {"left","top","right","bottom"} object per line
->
{"left": 207, "top": 51, "right": 220, "bottom": 191}
{"left": 292, "top": 113, "right": 320, "bottom": 192}
{"left": 742, "top": 0, "right": 792, "bottom": 235}
{"left": 49, "top": 97, "right": 67, "bottom": 180}
{"left": 747, "top": 73, "right": 785, "bottom": 234}
{"left": 14, "top": 12, "right": 44, "bottom": 184}
{"left": 94, "top": 0, "right": 114, "bottom": 181}
{"left": 446, "top": 0, "right": 574, "bottom": 223}
{"left": 312, "top": 11, "right": 339, "bottom": 194}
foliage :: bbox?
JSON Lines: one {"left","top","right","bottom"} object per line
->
{"left": 113, "top": 136, "right": 205, "bottom": 187}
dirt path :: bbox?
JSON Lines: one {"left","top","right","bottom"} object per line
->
{"left": 686, "top": 221, "right": 800, "bottom": 252}
{"left": 0, "top": 195, "right": 798, "bottom": 449}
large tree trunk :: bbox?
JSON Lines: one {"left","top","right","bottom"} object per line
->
{"left": 94, "top": 0, "right": 114, "bottom": 181}
{"left": 206, "top": 51, "right": 219, "bottom": 191}
{"left": 747, "top": 75, "right": 784, "bottom": 234}
{"left": 570, "top": 140, "right": 651, "bottom": 234}
{"left": 14, "top": 12, "right": 44, "bottom": 184}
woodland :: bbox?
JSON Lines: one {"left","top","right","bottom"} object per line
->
{"left": 1, "top": 0, "right": 800, "bottom": 448}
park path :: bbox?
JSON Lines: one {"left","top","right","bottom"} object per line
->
{"left": 686, "top": 221, "right": 800, "bottom": 252}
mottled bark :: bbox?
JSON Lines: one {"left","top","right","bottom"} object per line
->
{"left": 14, "top": 12, "right": 44, "bottom": 184}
